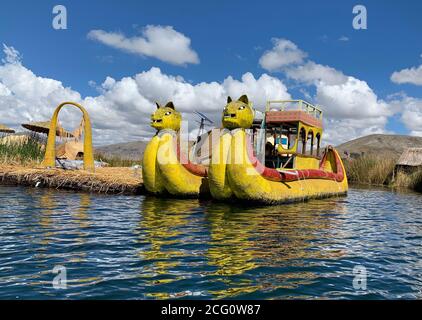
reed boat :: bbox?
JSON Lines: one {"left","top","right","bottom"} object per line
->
{"left": 155, "top": 129, "right": 208, "bottom": 196}
{"left": 208, "top": 96, "right": 348, "bottom": 204}
{"left": 208, "top": 128, "right": 234, "bottom": 200}
{"left": 142, "top": 102, "right": 209, "bottom": 196}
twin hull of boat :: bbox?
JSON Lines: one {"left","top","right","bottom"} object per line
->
{"left": 142, "top": 135, "right": 165, "bottom": 194}
{"left": 225, "top": 130, "right": 348, "bottom": 203}
{"left": 142, "top": 131, "right": 207, "bottom": 196}
{"left": 142, "top": 129, "right": 348, "bottom": 203}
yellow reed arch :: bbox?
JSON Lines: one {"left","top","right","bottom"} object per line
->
{"left": 41, "top": 101, "right": 94, "bottom": 171}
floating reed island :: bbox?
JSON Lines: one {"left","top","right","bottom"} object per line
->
{"left": 0, "top": 165, "right": 144, "bottom": 194}
{"left": 0, "top": 102, "right": 144, "bottom": 195}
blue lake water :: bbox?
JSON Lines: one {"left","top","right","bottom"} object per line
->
{"left": 0, "top": 185, "right": 421, "bottom": 299}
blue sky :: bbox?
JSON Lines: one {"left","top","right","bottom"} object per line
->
{"left": 1, "top": 0, "right": 422, "bottom": 144}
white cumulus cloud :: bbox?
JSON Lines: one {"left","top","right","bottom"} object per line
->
{"left": 285, "top": 61, "right": 348, "bottom": 86}
{"left": 391, "top": 61, "right": 422, "bottom": 86}
{"left": 315, "top": 76, "right": 390, "bottom": 119}
{"left": 258, "top": 38, "right": 307, "bottom": 72}
{"left": 0, "top": 45, "right": 290, "bottom": 145}
{"left": 3, "top": 41, "right": 418, "bottom": 148}
{"left": 0, "top": 45, "right": 82, "bottom": 126}
{"left": 388, "top": 94, "right": 422, "bottom": 136}
{"left": 87, "top": 25, "right": 199, "bottom": 66}
{"left": 259, "top": 38, "right": 395, "bottom": 144}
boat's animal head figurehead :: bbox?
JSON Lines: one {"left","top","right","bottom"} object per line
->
{"left": 222, "top": 95, "right": 254, "bottom": 129}
{"left": 150, "top": 101, "right": 181, "bottom": 132}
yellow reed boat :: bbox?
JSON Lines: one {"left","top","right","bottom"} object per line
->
{"left": 208, "top": 96, "right": 348, "bottom": 204}
{"left": 142, "top": 96, "right": 347, "bottom": 203}
{"left": 142, "top": 102, "right": 209, "bottom": 197}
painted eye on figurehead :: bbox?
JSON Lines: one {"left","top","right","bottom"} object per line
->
{"left": 165, "top": 111, "right": 172, "bottom": 116}
{"left": 238, "top": 105, "right": 246, "bottom": 110}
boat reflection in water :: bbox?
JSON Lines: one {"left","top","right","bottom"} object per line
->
{"left": 203, "top": 198, "right": 348, "bottom": 298}
{"left": 1, "top": 185, "right": 421, "bottom": 299}
{"left": 137, "top": 196, "right": 204, "bottom": 298}
{"left": 137, "top": 194, "right": 348, "bottom": 299}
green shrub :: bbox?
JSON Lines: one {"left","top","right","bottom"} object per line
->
{"left": 344, "top": 154, "right": 422, "bottom": 193}
{"left": 393, "top": 169, "right": 422, "bottom": 192}
{"left": 344, "top": 155, "right": 396, "bottom": 186}
{"left": 0, "top": 133, "right": 45, "bottom": 165}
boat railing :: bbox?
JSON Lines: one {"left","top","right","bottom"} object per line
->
{"left": 265, "top": 100, "right": 323, "bottom": 120}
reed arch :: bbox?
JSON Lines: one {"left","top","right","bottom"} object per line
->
{"left": 42, "top": 102, "right": 94, "bottom": 171}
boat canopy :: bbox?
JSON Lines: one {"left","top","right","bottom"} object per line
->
{"left": 265, "top": 100, "right": 323, "bottom": 128}
{"left": 252, "top": 100, "right": 324, "bottom": 170}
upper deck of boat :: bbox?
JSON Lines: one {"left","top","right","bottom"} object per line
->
{"left": 265, "top": 100, "right": 323, "bottom": 128}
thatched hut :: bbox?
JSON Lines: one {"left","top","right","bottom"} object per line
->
{"left": 0, "top": 124, "right": 15, "bottom": 134}
{"left": 0, "top": 124, "right": 16, "bottom": 144}
{"left": 21, "top": 121, "right": 73, "bottom": 138}
{"left": 21, "top": 120, "right": 85, "bottom": 161}
{"left": 56, "top": 140, "right": 84, "bottom": 160}
{"left": 395, "top": 148, "right": 422, "bottom": 173}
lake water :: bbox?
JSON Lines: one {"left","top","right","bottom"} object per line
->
{"left": 0, "top": 185, "right": 421, "bottom": 299}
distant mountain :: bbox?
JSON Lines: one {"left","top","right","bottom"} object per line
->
{"left": 95, "top": 134, "right": 422, "bottom": 161}
{"left": 95, "top": 138, "right": 198, "bottom": 161}
{"left": 336, "top": 134, "right": 422, "bottom": 158}
{"left": 95, "top": 140, "right": 148, "bottom": 160}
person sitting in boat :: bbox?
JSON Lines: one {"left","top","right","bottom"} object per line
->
{"left": 265, "top": 141, "right": 277, "bottom": 168}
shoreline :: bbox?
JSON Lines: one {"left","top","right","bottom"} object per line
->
{"left": 0, "top": 165, "right": 144, "bottom": 195}
{"left": 1, "top": 164, "right": 420, "bottom": 196}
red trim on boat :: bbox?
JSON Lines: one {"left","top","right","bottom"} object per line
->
{"left": 175, "top": 137, "right": 208, "bottom": 177}
{"left": 245, "top": 134, "right": 344, "bottom": 182}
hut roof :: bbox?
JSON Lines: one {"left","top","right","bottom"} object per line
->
{"left": 56, "top": 141, "right": 84, "bottom": 160}
{"left": 396, "top": 148, "right": 422, "bottom": 167}
{"left": 0, "top": 124, "right": 15, "bottom": 133}
{"left": 21, "top": 121, "right": 74, "bottom": 138}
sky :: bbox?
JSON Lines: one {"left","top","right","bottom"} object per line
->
{"left": 1, "top": 0, "right": 422, "bottom": 145}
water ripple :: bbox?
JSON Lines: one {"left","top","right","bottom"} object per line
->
{"left": 0, "top": 185, "right": 421, "bottom": 299}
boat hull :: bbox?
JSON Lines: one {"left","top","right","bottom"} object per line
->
{"left": 156, "top": 130, "right": 209, "bottom": 197}
{"left": 208, "top": 129, "right": 233, "bottom": 200}
{"left": 226, "top": 129, "right": 348, "bottom": 204}
{"left": 142, "top": 135, "right": 166, "bottom": 194}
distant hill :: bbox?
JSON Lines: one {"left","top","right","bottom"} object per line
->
{"left": 336, "top": 134, "right": 422, "bottom": 158}
{"left": 95, "top": 139, "right": 197, "bottom": 161}
{"left": 94, "top": 134, "right": 422, "bottom": 161}
{"left": 95, "top": 140, "right": 148, "bottom": 161}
